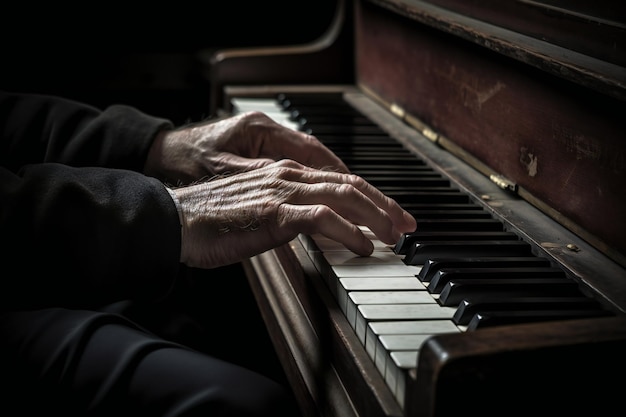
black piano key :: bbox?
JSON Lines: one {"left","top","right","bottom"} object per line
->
{"left": 289, "top": 107, "right": 364, "bottom": 118}
{"left": 428, "top": 266, "right": 566, "bottom": 293}
{"left": 453, "top": 296, "right": 606, "bottom": 325}
{"left": 383, "top": 191, "right": 471, "bottom": 204}
{"left": 438, "top": 278, "right": 583, "bottom": 306}
{"left": 340, "top": 156, "right": 426, "bottom": 165}
{"left": 394, "top": 231, "right": 520, "bottom": 255}
{"left": 349, "top": 171, "right": 442, "bottom": 180}
{"left": 319, "top": 136, "right": 402, "bottom": 146}
{"left": 277, "top": 93, "right": 353, "bottom": 106}
{"left": 276, "top": 92, "right": 345, "bottom": 106}
{"left": 409, "top": 210, "right": 492, "bottom": 219}
{"left": 333, "top": 150, "right": 417, "bottom": 159}
{"left": 360, "top": 178, "right": 452, "bottom": 188}
{"left": 466, "top": 309, "right": 614, "bottom": 330}
{"left": 325, "top": 140, "right": 405, "bottom": 147}
{"left": 348, "top": 164, "right": 431, "bottom": 173}
{"left": 413, "top": 218, "right": 504, "bottom": 232}
{"left": 404, "top": 240, "right": 533, "bottom": 265}
{"left": 297, "top": 115, "right": 376, "bottom": 126}
{"left": 329, "top": 145, "right": 407, "bottom": 154}
{"left": 350, "top": 168, "right": 436, "bottom": 176}
{"left": 417, "top": 256, "right": 552, "bottom": 281}
{"left": 377, "top": 186, "right": 459, "bottom": 193}
{"left": 304, "top": 124, "right": 388, "bottom": 135}
{"left": 315, "top": 133, "right": 398, "bottom": 145}
{"left": 332, "top": 139, "right": 408, "bottom": 149}
{"left": 399, "top": 203, "right": 483, "bottom": 210}
{"left": 280, "top": 100, "right": 352, "bottom": 111}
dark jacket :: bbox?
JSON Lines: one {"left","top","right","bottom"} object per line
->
{"left": 0, "top": 90, "right": 182, "bottom": 310}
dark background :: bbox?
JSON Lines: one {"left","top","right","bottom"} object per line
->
{"left": 0, "top": 1, "right": 338, "bottom": 124}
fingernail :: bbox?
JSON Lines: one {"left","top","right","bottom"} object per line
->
{"left": 403, "top": 211, "right": 416, "bottom": 227}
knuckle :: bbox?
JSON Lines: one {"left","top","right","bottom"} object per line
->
{"left": 310, "top": 205, "right": 334, "bottom": 223}
{"left": 345, "top": 173, "right": 367, "bottom": 189}
{"left": 274, "top": 159, "right": 301, "bottom": 170}
{"left": 337, "top": 182, "right": 358, "bottom": 196}
{"left": 302, "top": 133, "right": 321, "bottom": 146}
{"left": 242, "top": 110, "right": 269, "bottom": 122}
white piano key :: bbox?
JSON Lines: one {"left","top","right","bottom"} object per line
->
{"left": 355, "top": 304, "right": 456, "bottom": 344}
{"left": 231, "top": 97, "right": 300, "bottom": 130}
{"left": 388, "top": 351, "right": 420, "bottom": 409}
{"left": 359, "top": 304, "right": 456, "bottom": 321}
{"left": 337, "top": 277, "right": 427, "bottom": 318}
{"left": 231, "top": 99, "right": 283, "bottom": 116}
{"left": 338, "top": 277, "right": 426, "bottom": 292}
{"left": 298, "top": 233, "right": 321, "bottom": 251}
{"left": 380, "top": 334, "right": 433, "bottom": 352}
{"left": 310, "top": 226, "right": 394, "bottom": 251}
{"left": 324, "top": 250, "right": 403, "bottom": 266}
{"left": 376, "top": 334, "right": 432, "bottom": 394}
{"left": 350, "top": 291, "right": 436, "bottom": 305}
{"left": 346, "top": 291, "right": 436, "bottom": 329}
{"left": 368, "top": 320, "right": 461, "bottom": 337}
{"left": 374, "top": 337, "right": 387, "bottom": 376}
{"left": 333, "top": 264, "right": 421, "bottom": 278}
{"left": 365, "top": 320, "right": 461, "bottom": 367}
{"left": 309, "top": 234, "right": 393, "bottom": 252}
{"left": 317, "top": 250, "right": 402, "bottom": 283}
{"left": 231, "top": 97, "right": 282, "bottom": 111}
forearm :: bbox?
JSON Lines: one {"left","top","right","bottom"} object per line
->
{"left": 0, "top": 163, "right": 182, "bottom": 310}
{"left": 0, "top": 90, "right": 174, "bottom": 173}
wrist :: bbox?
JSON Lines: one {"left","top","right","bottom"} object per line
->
{"left": 165, "top": 186, "right": 184, "bottom": 242}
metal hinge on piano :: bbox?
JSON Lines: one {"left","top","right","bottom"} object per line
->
{"left": 231, "top": 90, "right": 626, "bottom": 417}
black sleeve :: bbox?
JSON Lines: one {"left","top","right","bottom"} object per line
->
{"left": 0, "top": 91, "right": 182, "bottom": 310}
{"left": 0, "top": 90, "right": 173, "bottom": 172}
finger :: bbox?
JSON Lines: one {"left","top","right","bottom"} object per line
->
{"left": 294, "top": 182, "right": 403, "bottom": 245}
{"left": 277, "top": 204, "right": 374, "bottom": 256}
{"left": 342, "top": 174, "right": 417, "bottom": 234}
{"left": 257, "top": 127, "right": 349, "bottom": 173}
{"left": 277, "top": 167, "right": 417, "bottom": 235}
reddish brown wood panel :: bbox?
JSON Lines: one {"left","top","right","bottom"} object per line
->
{"left": 423, "top": 0, "right": 626, "bottom": 67}
{"left": 355, "top": 0, "right": 626, "bottom": 265}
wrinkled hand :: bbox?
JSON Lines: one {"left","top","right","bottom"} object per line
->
{"left": 144, "top": 111, "right": 348, "bottom": 185}
{"left": 173, "top": 160, "right": 417, "bottom": 269}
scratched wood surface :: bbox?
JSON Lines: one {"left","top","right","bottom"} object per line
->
{"left": 355, "top": 0, "right": 626, "bottom": 267}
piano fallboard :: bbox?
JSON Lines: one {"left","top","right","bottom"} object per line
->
{"left": 229, "top": 86, "right": 626, "bottom": 417}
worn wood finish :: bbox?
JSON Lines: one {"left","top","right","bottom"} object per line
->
{"left": 243, "top": 238, "right": 403, "bottom": 417}
{"left": 417, "top": 0, "right": 626, "bottom": 68}
{"left": 356, "top": 0, "right": 626, "bottom": 267}
{"left": 364, "top": 0, "right": 626, "bottom": 100}
{"left": 204, "top": 0, "right": 355, "bottom": 116}
{"left": 408, "top": 316, "right": 626, "bottom": 416}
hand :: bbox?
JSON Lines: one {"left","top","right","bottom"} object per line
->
{"left": 144, "top": 111, "right": 349, "bottom": 185}
{"left": 172, "top": 160, "right": 417, "bottom": 269}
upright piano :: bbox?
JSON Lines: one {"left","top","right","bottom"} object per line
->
{"left": 204, "top": 1, "right": 626, "bottom": 416}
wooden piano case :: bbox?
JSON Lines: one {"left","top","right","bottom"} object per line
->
{"left": 354, "top": 0, "right": 626, "bottom": 271}
{"left": 208, "top": 1, "right": 626, "bottom": 416}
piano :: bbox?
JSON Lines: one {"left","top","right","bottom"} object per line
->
{"left": 204, "top": 1, "right": 626, "bottom": 416}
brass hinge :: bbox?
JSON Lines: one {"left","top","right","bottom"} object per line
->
{"left": 489, "top": 174, "right": 518, "bottom": 193}
{"left": 391, "top": 102, "right": 440, "bottom": 144}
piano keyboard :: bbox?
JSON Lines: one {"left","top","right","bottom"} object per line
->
{"left": 231, "top": 93, "right": 615, "bottom": 409}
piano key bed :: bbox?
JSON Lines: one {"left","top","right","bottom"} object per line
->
{"left": 231, "top": 92, "right": 624, "bottom": 414}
